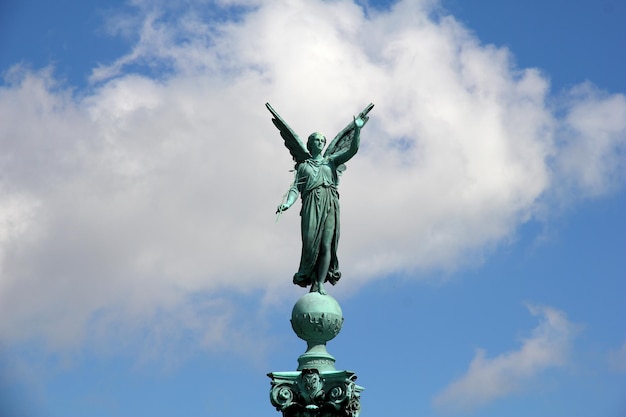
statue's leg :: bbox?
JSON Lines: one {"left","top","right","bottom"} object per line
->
{"left": 315, "top": 211, "right": 336, "bottom": 295}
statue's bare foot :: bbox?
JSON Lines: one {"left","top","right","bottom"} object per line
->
{"left": 317, "top": 284, "right": 327, "bottom": 295}
{"left": 310, "top": 282, "right": 319, "bottom": 293}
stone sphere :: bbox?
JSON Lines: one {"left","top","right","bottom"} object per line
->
{"left": 291, "top": 292, "right": 344, "bottom": 344}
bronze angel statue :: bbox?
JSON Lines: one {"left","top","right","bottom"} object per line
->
{"left": 268, "top": 102, "right": 374, "bottom": 295}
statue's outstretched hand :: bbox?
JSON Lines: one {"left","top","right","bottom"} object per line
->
{"left": 276, "top": 203, "right": 290, "bottom": 214}
{"left": 353, "top": 115, "right": 365, "bottom": 129}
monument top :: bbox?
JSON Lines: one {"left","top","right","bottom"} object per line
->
{"left": 268, "top": 102, "right": 374, "bottom": 295}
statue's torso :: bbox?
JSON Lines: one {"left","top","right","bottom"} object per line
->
{"left": 298, "top": 158, "right": 337, "bottom": 194}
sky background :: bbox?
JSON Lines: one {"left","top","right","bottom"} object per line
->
{"left": 0, "top": 0, "right": 624, "bottom": 416}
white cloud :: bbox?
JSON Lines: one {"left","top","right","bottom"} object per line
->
{"left": 433, "top": 305, "right": 579, "bottom": 412}
{"left": 553, "top": 82, "right": 626, "bottom": 198}
{"left": 607, "top": 340, "right": 626, "bottom": 373}
{"left": 0, "top": 0, "right": 624, "bottom": 353}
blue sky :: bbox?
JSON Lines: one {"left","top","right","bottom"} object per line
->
{"left": 0, "top": 0, "right": 624, "bottom": 416}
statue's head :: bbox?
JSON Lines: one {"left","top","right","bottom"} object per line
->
{"left": 307, "top": 132, "right": 326, "bottom": 154}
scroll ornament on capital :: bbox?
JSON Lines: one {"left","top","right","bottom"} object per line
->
{"left": 269, "top": 369, "right": 362, "bottom": 417}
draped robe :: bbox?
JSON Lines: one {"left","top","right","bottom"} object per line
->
{"left": 292, "top": 157, "right": 341, "bottom": 287}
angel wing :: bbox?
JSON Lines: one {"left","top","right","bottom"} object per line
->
{"left": 324, "top": 103, "right": 374, "bottom": 162}
{"left": 266, "top": 103, "right": 310, "bottom": 165}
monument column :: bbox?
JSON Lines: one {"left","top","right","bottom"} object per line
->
{"left": 265, "top": 102, "right": 373, "bottom": 417}
{"left": 268, "top": 293, "right": 363, "bottom": 417}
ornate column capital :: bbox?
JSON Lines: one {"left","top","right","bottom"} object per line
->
{"left": 268, "top": 369, "right": 363, "bottom": 417}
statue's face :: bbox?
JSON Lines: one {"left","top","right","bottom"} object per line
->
{"left": 307, "top": 132, "right": 326, "bottom": 155}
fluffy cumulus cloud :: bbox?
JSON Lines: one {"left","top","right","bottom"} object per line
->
{"left": 433, "top": 305, "right": 579, "bottom": 412}
{"left": 0, "top": 0, "right": 624, "bottom": 353}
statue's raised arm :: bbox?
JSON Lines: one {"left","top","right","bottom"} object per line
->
{"left": 325, "top": 103, "right": 374, "bottom": 168}
{"left": 267, "top": 102, "right": 374, "bottom": 295}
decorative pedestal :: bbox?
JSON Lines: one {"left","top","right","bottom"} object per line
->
{"left": 268, "top": 293, "right": 363, "bottom": 417}
{"left": 268, "top": 369, "right": 363, "bottom": 417}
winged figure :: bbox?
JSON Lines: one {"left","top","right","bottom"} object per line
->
{"left": 267, "top": 102, "right": 374, "bottom": 294}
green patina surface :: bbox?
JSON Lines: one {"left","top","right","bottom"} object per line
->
{"left": 269, "top": 102, "right": 374, "bottom": 295}
{"left": 266, "top": 103, "right": 373, "bottom": 417}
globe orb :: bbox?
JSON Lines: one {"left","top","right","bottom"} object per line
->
{"left": 291, "top": 292, "right": 344, "bottom": 345}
